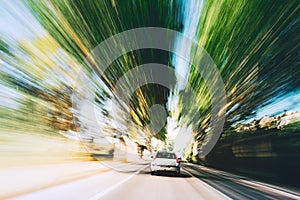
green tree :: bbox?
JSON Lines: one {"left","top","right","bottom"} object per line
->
{"left": 26, "top": 0, "right": 184, "bottom": 142}
{"left": 177, "top": 0, "right": 300, "bottom": 154}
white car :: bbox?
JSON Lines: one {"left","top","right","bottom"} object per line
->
{"left": 150, "top": 151, "right": 180, "bottom": 174}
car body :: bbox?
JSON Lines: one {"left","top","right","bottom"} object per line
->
{"left": 150, "top": 151, "right": 180, "bottom": 174}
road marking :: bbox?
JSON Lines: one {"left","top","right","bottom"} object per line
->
{"left": 236, "top": 179, "right": 300, "bottom": 199}
{"left": 88, "top": 164, "right": 148, "bottom": 200}
{"left": 182, "top": 168, "right": 232, "bottom": 200}
{"left": 99, "top": 161, "right": 150, "bottom": 172}
{"left": 184, "top": 164, "right": 300, "bottom": 199}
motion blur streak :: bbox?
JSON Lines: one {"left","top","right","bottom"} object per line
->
{"left": 0, "top": 0, "right": 300, "bottom": 199}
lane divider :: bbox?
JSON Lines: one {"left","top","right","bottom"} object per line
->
{"left": 88, "top": 164, "right": 148, "bottom": 200}
{"left": 235, "top": 179, "right": 300, "bottom": 199}
{"left": 182, "top": 167, "right": 232, "bottom": 200}
{"left": 183, "top": 164, "right": 300, "bottom": 199}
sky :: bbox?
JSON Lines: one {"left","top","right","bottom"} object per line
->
{"left": 255, "top": 90, "right": 300, "bottom": 118}
{"left": 173, "top": 0, "right": 203, "bottom": 91}
{"left": 0, "top": 1, "right": 46, "bottom": 40}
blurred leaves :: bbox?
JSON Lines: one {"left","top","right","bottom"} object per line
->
{"left": 0, "top": 0, "right": 299, "bottom": 155}
{"left": 178, "top": 0, "right": 300, "bottom": 148}
{"left": 25, "top": 0, "right": 184, "bottom": 141}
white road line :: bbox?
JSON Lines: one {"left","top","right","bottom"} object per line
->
{"left": 88, "top": 165, "right": 148, "bottom": 200}
{"left": 182, "top": 168, "right": 232, "bottom": 200}
{"left": 99, "top": 161, "right": 149, "bottom": 172}
{"left": 236, "top": 179, "right": 300, "bottom": 200}
{"left": 184, "top": 164, "right": 300, "bottom": 199}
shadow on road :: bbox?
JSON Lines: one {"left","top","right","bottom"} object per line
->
{"left": 150, "top": 171, "right": 192, "bottom": 178}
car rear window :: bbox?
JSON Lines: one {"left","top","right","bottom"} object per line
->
{"left": 156, "top": 152, "right": 176, "bottom": 159}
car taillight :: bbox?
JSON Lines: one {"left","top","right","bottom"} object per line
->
{"left": 175, "top": 156, "right": 178, "bottom": 163}
{"left": 153, "top": 155, "right": 156, "bottom": 160}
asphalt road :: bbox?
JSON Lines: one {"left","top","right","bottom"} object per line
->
{"left": 13, "top": 161, "right": 300, "bottom": 200}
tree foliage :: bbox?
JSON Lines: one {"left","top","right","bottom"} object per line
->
{"left": 178, "top": 0, "right": 300, "bottom": 144}
{"left": 26, "top": 0, "right": 185, "bottom": 140}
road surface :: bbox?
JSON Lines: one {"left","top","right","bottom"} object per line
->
{"left": 11, "top": 161, "right": 300, "bottom": 200}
